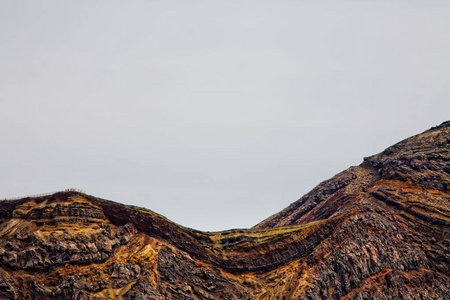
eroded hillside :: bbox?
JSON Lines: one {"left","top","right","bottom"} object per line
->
{"left": 0, "top": 122, "right": 449, "bottom": 299}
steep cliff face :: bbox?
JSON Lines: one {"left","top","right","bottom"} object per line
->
{"left": 253, "top": 121, "right": 450, "bottom": 299}
{"left": 0, "top": 122, "right": 449, "bottom": 299}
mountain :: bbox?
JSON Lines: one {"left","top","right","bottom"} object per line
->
{"left": 0, "top": 122, "right": 449, "bottom": 299}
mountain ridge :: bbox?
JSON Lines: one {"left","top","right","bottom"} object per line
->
{"left": 0, "top": 121, "right": 449, "bottom": 299}
{"left": 255, "top": 121, "right": 450, "bottom": 228}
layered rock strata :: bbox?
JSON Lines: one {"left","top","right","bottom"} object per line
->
{"left": 0, "top": 121, "right": 449, "bottom": 299}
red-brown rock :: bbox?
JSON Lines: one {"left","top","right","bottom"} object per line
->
{"left": 0, "top": 121, "right": 449, "bottom": 299}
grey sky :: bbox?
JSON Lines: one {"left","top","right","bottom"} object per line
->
{"left": 1, "top": 1, "right": 449, "bottom": 231}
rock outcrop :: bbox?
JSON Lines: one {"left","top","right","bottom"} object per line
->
{"left": 0, "top": 121, "right": 449, "bottom": 299}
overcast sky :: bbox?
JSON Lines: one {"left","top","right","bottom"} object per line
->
{"left": 1, "top": 1, "right": 449, "bottom": 231}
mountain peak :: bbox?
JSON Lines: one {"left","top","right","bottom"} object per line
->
{"left": 0, "top": 122, "right": 449, "bottom": 299}
{"left": 255, "top": 122, "right": 450, "bottom": 229}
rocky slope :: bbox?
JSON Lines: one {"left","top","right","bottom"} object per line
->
{"left": 0, "top": 121, "right": 449, "bottom": 299}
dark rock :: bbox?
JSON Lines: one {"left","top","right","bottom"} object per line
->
{"left": 0, "top": 122, "right": 449, "bottom": 299}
